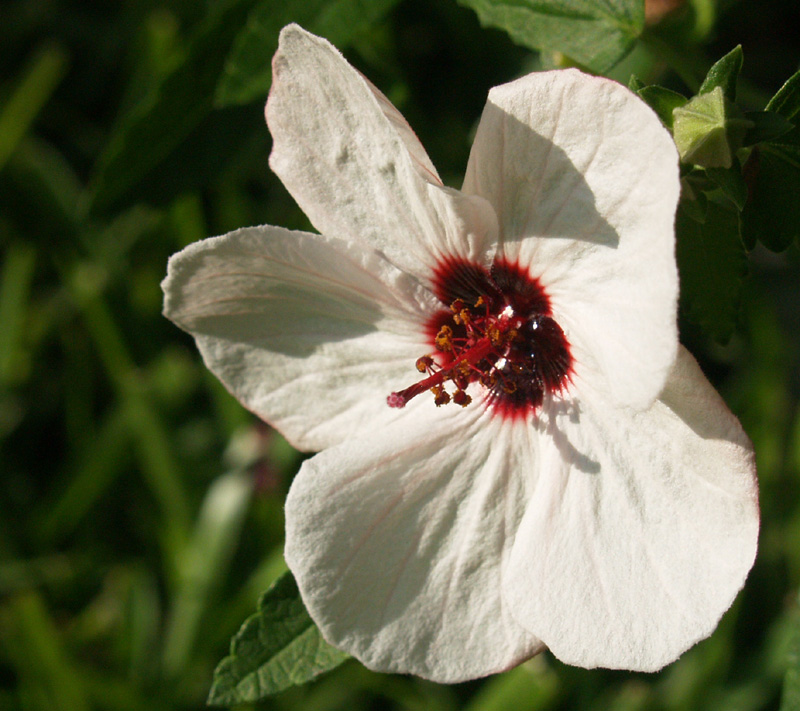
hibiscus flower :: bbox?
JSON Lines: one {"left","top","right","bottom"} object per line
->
{"left": 162, "top": 24, "right": 759, "bottom": 683}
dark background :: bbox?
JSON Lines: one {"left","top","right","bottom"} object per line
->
{"left": 1, "top": 0, "right": 799, "bottom": 709}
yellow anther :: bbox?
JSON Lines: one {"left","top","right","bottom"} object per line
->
{"left": 416, "top": 355, "right": 433, "bottom": 373}
{"left": 432, "top": 386, "right": 451, "bottom": 407}
{"left": 435, "top": 325, "right": 454, "bottom": 352}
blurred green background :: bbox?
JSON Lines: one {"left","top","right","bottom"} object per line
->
{"left": 2, "top": 0, "right": 800, "bottom": 709}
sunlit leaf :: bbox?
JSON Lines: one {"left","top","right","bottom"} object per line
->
{"left": 456, "top": 0, "right": 644, "bottom": 73}
{"left": 208, "top": 571, "right": 349, "bottom": 705}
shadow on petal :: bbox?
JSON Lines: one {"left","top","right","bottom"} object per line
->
{"left": 465, "top": 90, "right": 622, "bottom": 255}
{"left": 544, "top": 399, "right": 601, "bottom": 475}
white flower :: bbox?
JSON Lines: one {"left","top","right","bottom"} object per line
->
{"left": 162, "top": 25, "right": 759, "bottom": 683}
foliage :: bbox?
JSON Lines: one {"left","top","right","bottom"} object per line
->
{"left": 208, "top": 572, "right": 349, "bottom": 705}
{"left": 1, "top": 0, "right": 800, "bottom": 709}
{"left": 455, "top": 0, "right": 644, "bottom": 73}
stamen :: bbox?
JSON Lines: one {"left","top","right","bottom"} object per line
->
{"left": 389, "top": 258, "right": 572, "bottom": 417}
{"left": 452, "top": 389, "right": 472, "bottom": 407}
{"left": 416, "top": 356, "right": 434, "bottom": 373}
{"left": 435, "top": 325, "right": 454, "bottom": 352}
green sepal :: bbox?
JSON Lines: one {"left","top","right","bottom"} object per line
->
{"left": 628, "top": 74, "right": 645, "bottom": 92}
{"left": 207, "top": 571, "right": 350, "bottom": 706}
{"left": 672, "top": 86, "right": 751, "bottom": 168}
{"left": 698, "top": 44, "right": 743, "bottom": 101}
{"left": 637, "top": 85, "right": 687, "bottom": 129}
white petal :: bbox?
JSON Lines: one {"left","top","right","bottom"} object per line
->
{"left": 267, "top": 24, "right": 499, "bottom": 282}
{"left": 463, "top": 69, "right": 680, "bottom": 409}
{"left": 162, "top": 225, "right": 437, "bottom": 451}
{"left": 505, "top": 347, "right": 759, "bottom": 671}
{"left": 285, "top": 407, "right": 544, "bottom": 682}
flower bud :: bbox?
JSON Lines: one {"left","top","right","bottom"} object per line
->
{"left": 672, "top": 86, "right": 752, "bottom": 168}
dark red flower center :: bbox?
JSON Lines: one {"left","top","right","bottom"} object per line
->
{"left": 387, "top": 256, "right": 573, "bottom": 420}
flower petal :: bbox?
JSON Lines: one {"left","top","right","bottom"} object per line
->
{"left": 162, "top": 225, "right": 437, "bottom": 451}
{"left": 267, "top": 24, "right": 499, "bottom": 282}
{"left": 463, "top": 69, "right": 680, "bottom": 409}
{"left": 284, "top": 407, "right": 544, "bottom": 682}
{"left": 505, "top": 347, "right": 759, "bottom": 671}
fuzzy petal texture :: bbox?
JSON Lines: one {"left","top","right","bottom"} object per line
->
{"left": 285, "top": 405, "right": 544, "bottom": 682}
{"left": 267, "top": 24, "right": 499, "bottom": 283}
{"left": 505, "top": 347, "right": 759, "bottom": 671}
{"left": 463, "top": 69, "right": 680, "bottom": 410}
{"left": 162, "top": 225, "right": 438, "bottom": 451}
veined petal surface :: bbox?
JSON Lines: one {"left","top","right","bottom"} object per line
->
{"left": 285, "top": 405, "right": 544, "bottom": 682}
{"left": 463, "top": 69, "right": 680, "bottom": 410}
{"left": 162, "top": 225, "right": 437, "bottom": 451}
{"left": 505, "top": 348, "right": 759, "bottom": 671}
{"left": 267, "top": 24, "right": 499, "bottom": 283}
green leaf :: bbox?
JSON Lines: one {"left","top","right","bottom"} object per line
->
{"left": 698, "top": 44, "right": 742, "bottom": 100}
{"left": 766, "top": 68, "right": 800, "bottom": 149}
{"left": 679, "top": 173, "right": 709, "bottom": 223}
{"left": 676, "top": 198, "right": 747, "bottom": 342}
{"left": 216, "top": 0, "right": 401, "bottom": 107}
{"left": 781, "top": 602, "right": 800, "bottom": 711}
{"left": 0, "top": 243, "right": 36, "bottom": 387}
{"left": 162, "top": 471, "right": 254, "bottom": 678}
{"left": 0, "top": 42, "right": 68, "bottom": 173}
{"left": 636, "top": 85, "right": 687, "bottom": 129}
{"left": 740, "top": 69, "right": 800, "bottom": 251}
{"left": 208, "top": 571, "right": 350, "bottom": 705}
{"left": 706, "top": 162, "right": 747, "bottom": 211}
{"left": 88, "top": 0, "right": 253, "bottom": 215}
{"left": 741, "top": 144, "right": 800, "bottom": 251}
{"left": 628, "top": 74, "right": 645, "bottom": 92}
{"left": 742, "top": 110, "right": 794, "bottom": 146}
{"left": 456, "top": 0, "right": 645, "bottom": 73}
{"left": 767, "top": 68, "right": 800, "bottom": 123}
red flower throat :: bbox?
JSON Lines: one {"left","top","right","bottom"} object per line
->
{"left": 388, "top": 257, "right": 573, "bottom": 419}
